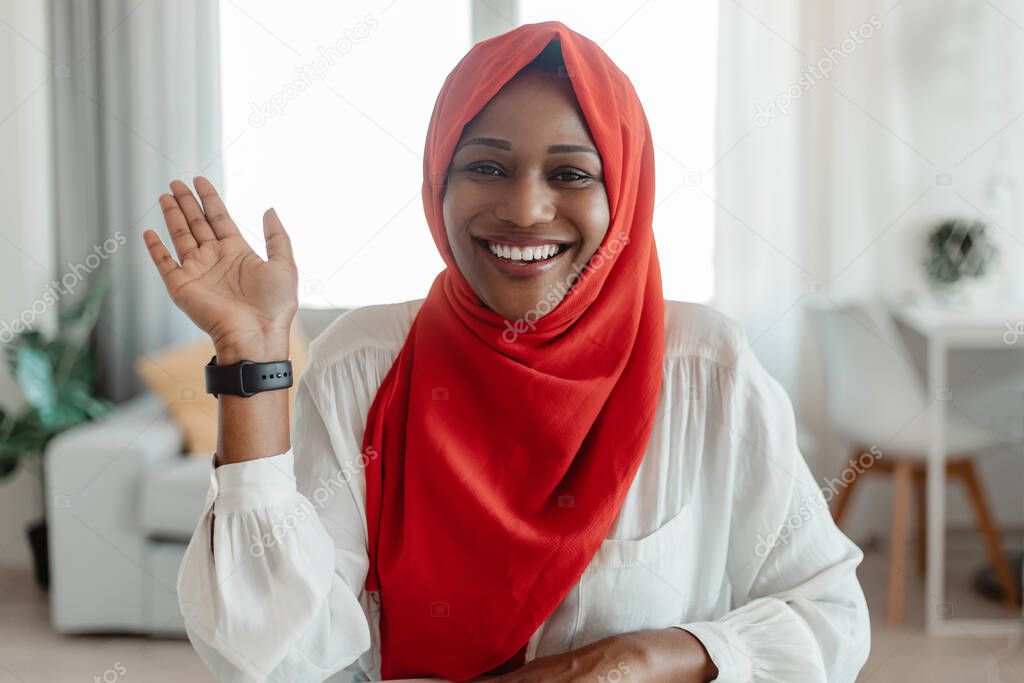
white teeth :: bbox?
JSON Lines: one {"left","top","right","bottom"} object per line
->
{"left": 487, "top": 240, "right": 563, "bottom": 262}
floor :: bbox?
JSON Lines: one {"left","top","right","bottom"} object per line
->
{"left": 858, "top": 533, "right": 1024, "bottom": 683}
{"left": 0, "top": 568, "right": 214, "bottom": 683}
{"left": 1, "top": 534, "right": 1023, "bottom": 682}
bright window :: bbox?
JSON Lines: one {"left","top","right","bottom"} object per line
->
{"left": 218, "top": 1, "right": 468, "bottom": 308}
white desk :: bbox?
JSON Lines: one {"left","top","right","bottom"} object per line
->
{"left": 892, "top": 304, "right": 1024, "bottom": 636}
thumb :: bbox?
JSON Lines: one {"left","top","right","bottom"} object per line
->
{"left": 263, "top": 207, "right": 294, "bottom": 265}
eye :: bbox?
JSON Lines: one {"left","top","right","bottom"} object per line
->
{"left": 551, "top": 168, "right": 592, "bottom": 183}
{"left": 467, "top": 162, "right": 505, "bottom": 177}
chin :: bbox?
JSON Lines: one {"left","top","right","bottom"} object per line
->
{"left": 482, "top": 279, "right": 568, "bottom": 323}
{"left": 483, "top": 296, "right": 533, "bottom": 323}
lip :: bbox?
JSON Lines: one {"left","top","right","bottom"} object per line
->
{"left": 475, "top": 237, "right": 573, "bottom": 279}
{"left": 475, "top": 233, "right": 577, "bottom": 247}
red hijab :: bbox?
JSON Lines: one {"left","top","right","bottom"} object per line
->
{"left": 361, "top": 21, "right": 664, "bottom": 680}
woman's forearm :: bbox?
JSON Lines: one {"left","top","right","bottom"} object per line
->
{"left": 639, "top": 627, "right": 718, "bottom": 682}
{"left": 214, "top": 334, "right": 292, "bottom": 466}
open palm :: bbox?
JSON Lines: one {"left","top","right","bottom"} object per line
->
{"left": 143, "top": 176, "right": 298, "bottom": 356}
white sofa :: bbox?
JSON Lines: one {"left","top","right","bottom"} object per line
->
{"left": 44, "top": 307, "right": 348, "bottom": 636}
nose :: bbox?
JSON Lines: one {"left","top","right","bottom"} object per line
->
{"left": 493, "top": 174, "right": 556, "bottom": 227}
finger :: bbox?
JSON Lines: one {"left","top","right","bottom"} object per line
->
{"left": 157, "top": 193, "right": 200, "bottom": 260}
{"left": 263, "top": 207, "right": 295, "bottom": 265}
{"left": 194, "top": 176, "right": 242, "bottom": 239}
{"left": 143, "top": 229, "right": 188, "bottom": 294}
{"left": 169, "top": 179, "right": 218, "bottom": 244}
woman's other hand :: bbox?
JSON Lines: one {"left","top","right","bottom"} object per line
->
{"left": 475, "top": 628, "right": 717, "bottom": 683}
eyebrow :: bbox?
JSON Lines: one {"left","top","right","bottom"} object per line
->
{"left": 455, "top": 137, "right": 600, "bottom": 157}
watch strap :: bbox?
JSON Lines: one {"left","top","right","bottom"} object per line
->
{"left": 205, "top": 355, "right": 293, "bottom": 397}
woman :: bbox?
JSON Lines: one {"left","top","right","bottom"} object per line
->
{"left": 145, "top": 21, "right": 870, "bottom": 683}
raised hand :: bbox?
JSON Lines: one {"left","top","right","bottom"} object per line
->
{"left": 143, "top": 176, "right": 298, "bottom": 363}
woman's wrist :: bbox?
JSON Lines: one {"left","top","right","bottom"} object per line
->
{"left": 211, "top": 329, "right": 293, "bottom": 467}
{"left": 214, "top": 334, "right": 290, "bottom": 365}
{"left": 630, "top": 627, "right": 718, "bottom": 682}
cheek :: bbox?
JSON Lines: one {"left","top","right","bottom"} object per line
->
{"left": 442, "top": 193, "right": 455, "bottom": 244}
{"left": 442, "top": 181, "right": 481, "bottom": 246}
{"left": 574, "top": 189, "right": 611, "bottom": 246}
{"left": 442, "top": 188, "right": 467, "bottom": 254}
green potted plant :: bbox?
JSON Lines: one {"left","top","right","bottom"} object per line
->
{"left": 1, "top": 267, "right": 115, "bottom": 588}
{"left": 922, "top": 218, "right": 998, "bottom": 307}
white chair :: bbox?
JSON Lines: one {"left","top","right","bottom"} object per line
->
{"left": 808, "top": 298, "right": 1017, "bottom": 625}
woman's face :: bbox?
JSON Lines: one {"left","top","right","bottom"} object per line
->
{"left": 443, "top": 68, "right": 610, "bottom": 323}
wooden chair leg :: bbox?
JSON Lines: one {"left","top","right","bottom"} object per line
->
{"left": 957, "top": 460, "right": 1019, "bottom": 608}
{"left": 888, "top": 461, "right": 914, "bottom": 627}
{"left": 913, "top": 468, "right": 926, "bottom": 578}
{"left": 832, "top": 448, "right": 866, "bottom": 527}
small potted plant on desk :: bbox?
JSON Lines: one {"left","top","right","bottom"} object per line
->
{"left": 0, "top": 268, "right": 114, "bottom": 588}
{"left": 922, "top": 217, "right": 998, "bottom": 307}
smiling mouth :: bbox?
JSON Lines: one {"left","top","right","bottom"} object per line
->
{"left": 482, "top": 239, "right": 569, "bottom": 263}
{"left": 472, "top": 237, "right": 575, "bottom": 278}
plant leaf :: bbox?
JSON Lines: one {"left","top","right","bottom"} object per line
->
{"left": 14, "top": 347, "right": 56, "bottom": 416}
{"left": 64, "top": 380, "right": 113, "bottom": 421}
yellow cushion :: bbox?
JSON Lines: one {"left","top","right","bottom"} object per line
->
{"left": 135, "top": 322, "right": 310, "bottom": 455}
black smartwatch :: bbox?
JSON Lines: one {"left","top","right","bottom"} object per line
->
{"left": 204, "top": 355, "right": 293, "bottom": 398}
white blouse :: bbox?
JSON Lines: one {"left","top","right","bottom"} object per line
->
{"left": 177, "top": 298, "right": 871, "bottom": 683}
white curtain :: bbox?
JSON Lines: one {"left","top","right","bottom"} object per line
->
{"left": 49, "top": 0, "right": 224, "bottom": 401}
{"left": 711, "top": 0, "right": 806, "bottom": 395}
{"left": 712, "top": 0, "right": 918, "bottom": 473}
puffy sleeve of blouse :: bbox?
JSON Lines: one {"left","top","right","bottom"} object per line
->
{"left": 176, "top": 353, "right": 381, "bottom": 682}
{"left": 673, "top": 337, "right": 871, "bottom": 683}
